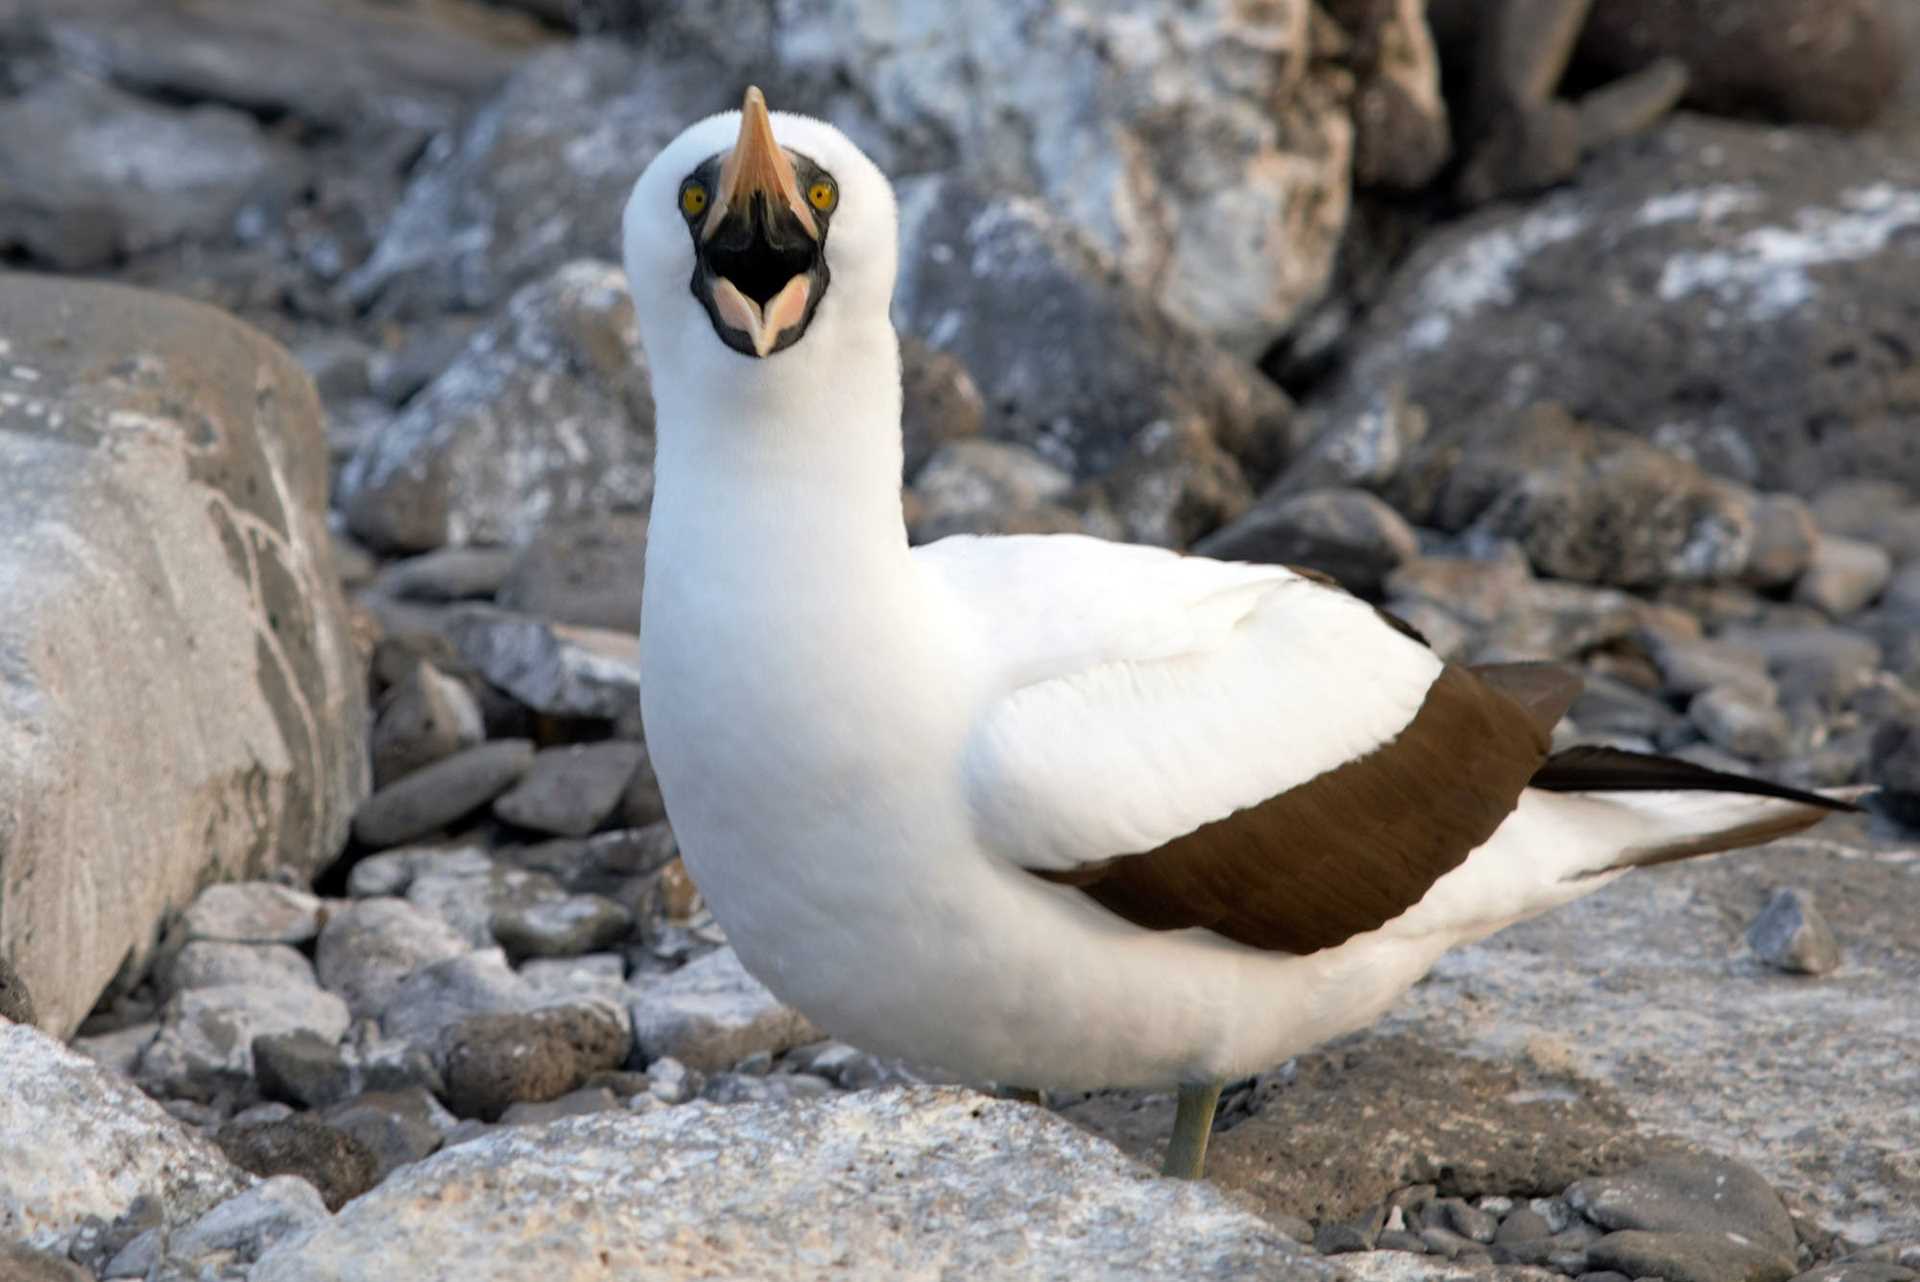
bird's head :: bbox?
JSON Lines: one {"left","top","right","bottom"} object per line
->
{"left": 623, "top": 87, "right": 897, "bottom": 375}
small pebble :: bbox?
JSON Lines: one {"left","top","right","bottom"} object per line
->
{"left": 1747, "top": 887, "right": 1842, "bottom": 975}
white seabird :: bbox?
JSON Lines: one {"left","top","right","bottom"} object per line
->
{"left": 621, "top": 88, "right": 1853, "bottom": 1178}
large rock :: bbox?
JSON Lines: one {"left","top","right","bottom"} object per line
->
{"left": 344, "top": 40, "right": 735, "bottom": 318}
{"left": 250, "top": 1088, "right": 1338, "bottom": 1281}
{"left": 678, "top": 0, "right": 1362, "bottom": 354}
{"left": 1312, "top": 116, "right": 1920, "bottom": 498}
{"left": 893, "top": 176, "right": 1299, "bottom": 488}
{"left": 1365, "top": 833, "right": 1920, "bottom": 1242}
{"left": 19, "top": 0, "right": 550, "bottom": 136}
{"left": 0, "top": 276, "right": 368, "bottom": 1037}
{"left": 337, "top": 260, "right": 654, "bottom": 553}
{"left": 0, "top": 1022, "right": 249, "bottom": 1255}
{"left": 352, "top": 7, "right": 1378, "bottom": 354}
{"left": 1391, "top": 405, "right": 1760, "bottom": 589}
{"left": 0, "top": 72, "right": 301, "bottom": 270}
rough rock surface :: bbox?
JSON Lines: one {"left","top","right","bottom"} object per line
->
{"left": 1365, "top": 835, "right": 1920, "bottom": 1244}
{"left": 629, "top": 945, "right": 823, "bottom": 1073}
{"left": 353, "top": 7, "right": 1378, "bottom": 353}
{"left": 0, "top": 276, "right": 368, "bottom": 1037}
{"left": 1391, "top": 405, "right": 1758, "bottom": 588}
{"left": 338, "top": 260, "right": 653, "bottom": 553}
{"left": 0, "top": 1022, "right": 248, "bottom": 1255}
{"left": 0, "top": 72, "right": 301, "bottom": 269}
{"left": 1314, "top": 116, "right": 1920, "bottom": 497}
{"left": 893, "top": 175, "right": 1298, "bottom": 490}
{"left": 251, "top": 1089, "right": 1339, "bottom": 1281}
{"left": 18, "top": 0, "right": 550, "bottom": 137}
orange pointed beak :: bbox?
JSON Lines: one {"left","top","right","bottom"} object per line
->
{"left": 703, "top": 86, "right": 817, "bottom": 242}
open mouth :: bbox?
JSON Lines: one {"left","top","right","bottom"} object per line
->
{"left": 697, "top": 194, "right": 825, "bottom": 358}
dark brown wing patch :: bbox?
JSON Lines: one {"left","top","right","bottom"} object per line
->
{"left": 1034, "top": 664, "right": 1550, "bottom": 954}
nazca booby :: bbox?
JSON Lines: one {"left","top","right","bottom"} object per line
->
{"left": 621, "top": 88, "right": 1854, "bottom": 1179}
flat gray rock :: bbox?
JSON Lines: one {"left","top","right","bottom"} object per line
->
{"left": 1568, "top": 1154, "right": 1798, "bottom": 1255}
{"left": 351, "top": 739, "right": 534, "bottom": 849}
{"left": 139, "top": 984, "right": 352, "bottom": 1095}
{"left": 249, "top": 1088, "right": 1338, "bottom": 1282}
{"left": 179, "top": 884, "right": 324, "bottom": 947}
{"left": 0, "top": 71, "right": 301, "bottom": 270}
{"left": 1746, "top": 887, "right": 1843, "bottom": 976}
{"left": 0, "top": 1023, "right": 247, "bottom": 1255}
{"left": 314, "top": 897, "right": 471, "bottom": 1020}
{"left": 378, "top": 949, "right": 532, "bottom": 1050}
{"left": 446, "top": 609, "right": 640, "bottom": 721}
{"left": 629, "top": 945, "right": 822, "bottom": 1073}
{"left": 0, "top": 276, "right": 368, "bottom": 1038}
{"left": 1366, "top": 834, "right": 1920, "bottom": 1243}
{"left": 338, "top": 261, "right": 653, "bottom": 553}
{"left": 163, "top": 1176, "right": 329, "bottom": 1272}
{"left": 492, "top": 742, "right": 644, "bottom": 838}
{"left": 163, "top": 941, "right": 318, "bottom": 999}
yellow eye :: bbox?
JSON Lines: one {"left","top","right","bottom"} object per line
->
{"left": 680, "top": 182, "right": 708, "bottom": 219}
{"left": 807, "top": 180, "right": 837, "bottom": 213}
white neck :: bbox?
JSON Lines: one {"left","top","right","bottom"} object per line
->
{"left": 643, "top": 308, "right": 914, "bottom": 622}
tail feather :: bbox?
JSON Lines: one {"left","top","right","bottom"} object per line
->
{"left": 1531, "top": 746, "right": 1859, "bottom": 878}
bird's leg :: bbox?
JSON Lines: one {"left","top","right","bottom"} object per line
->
{"left": 1162, "top": 1081, "right": 1224, "bottom": 1180}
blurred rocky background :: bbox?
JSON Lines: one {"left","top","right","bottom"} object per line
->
{"left": 1, "top": 0, "right": 1918, "bottom": 1278}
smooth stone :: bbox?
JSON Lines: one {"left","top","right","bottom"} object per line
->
{"left": 1195, "top": 487, "right": 1419, "bottom": 598}
{"left": 368, "top": 661, "right": 486, "bottom": 789}
{"left": 1568, "top": 1154, "right": 1798, "bottom": 1255}
{"left": 351, "top": 739, "right": 535, "bottom": 848}
{"left": 447, "top": 608, "right": 641, "bottom": 721}
{"left": 163, "top": 941, "right": 317, "bottom": 999}
{"left": 314, "top": 897, "right": 471, "bottom": 1020}
{"left": 1795, "top": 534, "right": 1893, "bottom": 617}
{"left": 1747, "top": 887, "right": 1842, "bottom": 976}
{"left": 323, "top": 1088, "right": 457, "bottom": 1180}
{"left": 1586, "top": 1229, "right": 1795, "bottom": 1282}
{"left": 375, "top": 948, "right": 532, "bottom": 1053}
{"left": 253, "top": 1029, "right": 358, "bottom": 1110}
{"left": 1745, "top": 494, "right": 1820, "bottom": 588}
{"left": 1689, "top": 684, "right": 1792, "bottom": 761}
{"left": 368, "top": 547, "right": 517, "bottom": 604}
{"left": 68, "top": 1021, "right": 160, "bottom": 1079}
{"left": 493, "top": 894, "right": 633, "bottom": 960}
{"left": 492, "top": 742, "right": 645, "bottom": 837}
{"left": 138, "top": 983, "right": 352, "bottom": 1095}
{"left": 629, "top": 946, "right": 823, "bottom": 1073}
{"left": 180, "top": 884, "right": 324, "bottom": 946}
{"left": 495, "top": 513, "right": 649, "bottom": 632}
{"left": 407, "top": 857, "right": 565, "bottom": 950}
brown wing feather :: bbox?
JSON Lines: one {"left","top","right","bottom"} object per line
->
{"left": 1034, "top": 664, "right": 1550, "bottom": 954}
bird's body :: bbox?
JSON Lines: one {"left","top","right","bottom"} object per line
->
{"left": 625, "top": 92, "right": 1848, "bottom": 1171}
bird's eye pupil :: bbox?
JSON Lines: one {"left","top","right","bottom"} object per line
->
{"left": 809, "top": 181, "right": 836, "bottom": 212}
{"left": 681, "top": 184, "right": 707, "bottom": 218}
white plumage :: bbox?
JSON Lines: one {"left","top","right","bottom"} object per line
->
{"left": 621, "top": 94, "right": 1844, "bottom": 1172}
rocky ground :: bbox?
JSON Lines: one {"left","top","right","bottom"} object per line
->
{"left": 2, "top": 0, "right": 1919, "bottom": 1278}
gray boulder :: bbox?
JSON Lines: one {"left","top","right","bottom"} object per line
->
{"left": 0, "top": 276, "right": 367, "bottom": 1038}
{"left": 629, "top": 945, "right": 821, "bottom": 1073}
{"left": 22, "top": 0, "right": 549, "bottom": 137}
{"left": 894, "top": 176, "right": 1299, "bottom": 486}
{"left": 249, "top": 1088, "right": 1337, "bottom": 1281}
{"left": 338, "top": 260, "right": 654, "bottom": 553}
{"left": 1313, "top": 116, "right": 1920, "bottom": 498}
{"left": 1391, "top": 404, "right": 1757, "bottom": 589}
{"left": 0, "top": 1023, "right": 248, "bottom": 1256}
{"left": 345, "top": 41, "right": 735, "bottom": 317}
{"left": 0, "top": 72, "right": 301, "bottom": 270}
